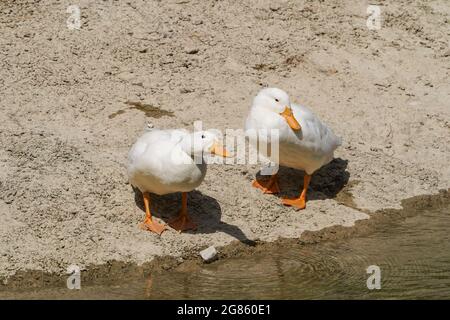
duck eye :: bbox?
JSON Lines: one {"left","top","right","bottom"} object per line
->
{"left": 275, "top": 98, "right": 279, "bottom": 102}
{"left": 201, "top": 134, "right": 205, "bottom": 139}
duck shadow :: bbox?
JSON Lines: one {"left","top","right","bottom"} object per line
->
{"left": 133, "top": 188, "right": 255, "bottom": 245}
{"left": 255, "top": 158, "right": 350, "bottom": 201}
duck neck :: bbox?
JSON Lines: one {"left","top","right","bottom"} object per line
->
{"left": 180, "top": 136, "right": 204, "bottom": 160}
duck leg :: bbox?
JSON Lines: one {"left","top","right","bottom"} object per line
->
{"left": 169, "top": 192, "right": 197, "bottom": 232}
{"left": 282, "top": 174, "right": 311, "bottom": 210}
{"left": 252, "top": 173, "right": 281, "bottom": 194}
{"left": 140, "top": 192, "right": 167, "bottom": 235}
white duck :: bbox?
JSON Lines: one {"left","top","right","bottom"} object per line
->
{"left": 128, "top": 127, "right": 229, "bottom": 234}
{"left": 245, "top": 88, "right": 342, "bottom": 210}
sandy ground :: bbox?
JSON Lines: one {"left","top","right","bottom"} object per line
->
{"left": 0, "top": 0, "right": 449, "bottom": 279}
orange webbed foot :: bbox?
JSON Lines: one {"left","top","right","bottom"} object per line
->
{"left": 252, "top": 177, "right": 280, "bottom": 194}
{"left": 169, "top": 213, "right": 197, "bottom": 233}
{"left": 281, "top": 197, "right": 306, "bottom": 210}
{"left": 140, "top": 218, "right": 167, "bottom": 235}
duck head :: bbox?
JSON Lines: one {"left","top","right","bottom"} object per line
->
{"left": 252, "top": 88, "right": 301, "bottom": 131}
{"left": 181, "top": 130, "right": 230, "bottom": 159}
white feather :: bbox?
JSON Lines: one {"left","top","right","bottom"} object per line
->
{"left": 127, "top": 129, "right": 209, "bottom": 195}
{"left": 245, "top": 88, "right": 342, "bottom": 175}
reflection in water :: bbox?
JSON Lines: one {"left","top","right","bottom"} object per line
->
{"left": 1, "top": 205, "right": 449, "bottom": 299}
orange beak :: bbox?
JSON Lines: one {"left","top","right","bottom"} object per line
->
{"left": 280, "top": 107, "right": 301, "bottom": 131}
{"left": 210, "top": 142, "right": 230, "bottom": 157}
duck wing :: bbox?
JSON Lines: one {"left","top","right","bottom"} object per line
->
{"left": 128, "top": 130, "right": 171, "bottom": 165}
{"left": 291, "top": 103, "right": 342, "bottom": 154}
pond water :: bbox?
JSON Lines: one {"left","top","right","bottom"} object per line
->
{"left": 1, "top": 204, "right": 449, "bottom": 299}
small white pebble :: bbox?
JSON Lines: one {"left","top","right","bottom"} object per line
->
{"left": 200, "top": 246, "right": 217, "bottom": 262}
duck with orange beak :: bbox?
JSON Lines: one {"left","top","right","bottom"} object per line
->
{"left": 245, "top": 88, "right": 342, "bottom": 210}
{"left": 128, "top": 128, "right": 229, "bottom": 234}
